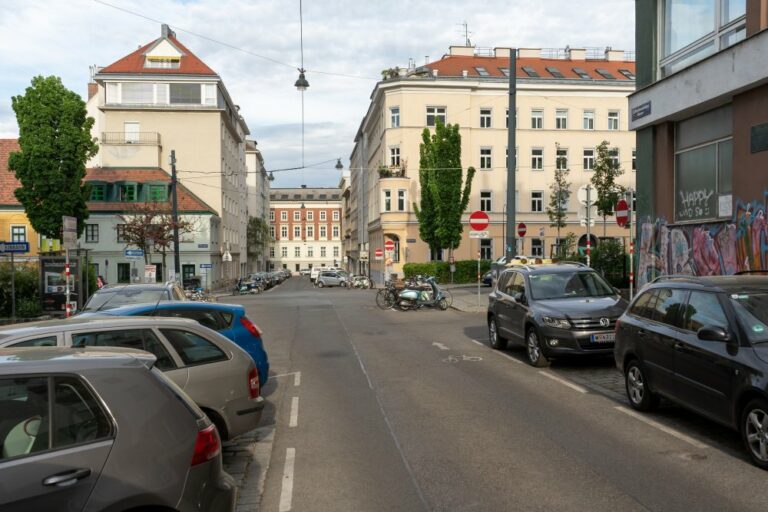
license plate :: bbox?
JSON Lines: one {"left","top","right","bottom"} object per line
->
{"left": 591, "top": 333, "right": 615, "bottom": 343}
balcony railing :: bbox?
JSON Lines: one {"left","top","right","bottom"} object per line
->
{"left": 378, "top": 165, "right": 408, "bottom": 179}
{"left": 101, "top": 132, "right": 161, "bottom": 145}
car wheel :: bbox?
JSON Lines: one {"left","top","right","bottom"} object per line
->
{"left": 742, "top": 399, "right": 768, "bottom": 469}
{"left": 526, "top": 327, "right": 549, "bottom": 367}
{"left": 624, "top": 359, "right": 659, "bottom": 411}
{"left": 318, "top": 281, "right": 325, "bottom": 288}
{"left": 438, "top": 298, "right": 448, "bottom": 310}
{"left": 489, "top": 317, "right": 508, "bottom": 350}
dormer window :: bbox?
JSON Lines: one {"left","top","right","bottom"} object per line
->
{"left": 145, "top": 56, "right": 180, "bottom": 69}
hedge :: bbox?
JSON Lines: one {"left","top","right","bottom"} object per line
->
{"left": 403, "top": 260, "right": 492, "bottom": 284}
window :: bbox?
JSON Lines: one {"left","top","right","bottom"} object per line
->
{"left": 583, "top": 149, "right": 595, "bottom": 170}
{"left": 280, "top": 226, "right": 288, "bottom": 239}
{"left": 12, "top": 336, "right": 58, "bottom": 347}
{"left": 320, "top": 226, "right": 327, "bottom": 238}
{"left": 320, "top": 247, "right": 327, "bottom": 257}
{"left": 116, "top": 224, "right": 127, "bottom": 243}
{"left": 595, "top": 68, "right": 616, "bottom": 79}
{"left": 169, "top": 83, "right": 202, "bottom": 104}
{"left": 608, "top": 111, "right": 620, "bottom": 130}
{"left": 480, "top": 239, "right": 492, "bottom": 260}
{"left": 390, "top": 146, "right": 400, "bottom": 166}
{"left": 295, "top": 246, "right": 301, "bottom": 257}
{"left": 333, "top": 226, "right": 339, "bottom": 238}
{"left": 281, "top": 246, "right": 288, "bottom": 257}
{"left": 475, "top": 66, "right": 490, "bottom": 76}
{"left": 160, "top": 329, "right": 227, "bottom": 365}
{"left": 294, "top": 211, "right": 301, "bottom": 221}
{"left": 480, "top": 148, "right": 492, "bottom": 170}
{"left": 203, "top": 84, "right": 216, "bottom": 105}
{"left": 306, "top": 225, "right": 314, "bottom": 239}
{"left": 85, "top": 224, "right": 98, "bottom": 243}
{"left": 499, "top": 67, "right": 510, "bottom": 77}
{"left": 531, "top": 109, "right": 543, "bottom": 129}
{"left": 397, "top": 190, "right": 406, "bottom": 211}
{"left": 89, "top": 184, "right": 106, "bottom": 201}
{"left": 426, "top": 106, "right": 446, "bottom": 126}
{"left": 270, "top": 226, "right": 275, "bottom": 238}
{"left": 333, "top": 246, "right": 340, "bottom": 257}
{"left": 72, "top": 329, "right": 176, "bottom": 370}
{"left": 307, "top": 246, "right": 314, "bottom": 257}
{"left": 10, "top": 225, "right": 26, "bottom": 243}
{"left": 153, "top": 309, "right": 231, "bottom": 331}
{"left": 146, "top": 56, "right": 180, "bottom": 69}
{"left": 506, "top": 109, "right": 509, "bottom": 128}
{"left": 270, "top": 210, "right": 275, "bottom": 221}
{"left": 120, "top": 184, "right": 137, "bottom": 201}
{"left": 117, "top": 263, "right": 130, "bottom": 283}
{"left": 480, "top": 108, "right": 492, "bottom": 128}
{"left": 148, "top": 184, "right": 167, "bottom": 202}
{"left": 531, "top": 148, "right": 543, "bottom": 170}
{"left": 583, "top": 110, "right": 595, "bottom": 130}
{"left": 294, "top": 226, "right": 301, "bottom": 239}
{"left": 383, "top": 190, "right": 391, "bottom": 212}
{"left": 556, "top": 148, "right": 568, "bottom": 170}
{"left": 307, "top": 211, "right": 314, "bottom": 221}
{"left": 555, "top": 109, "right": 567, "bottom": 130}
{"left": 270, "top": 247, "right": 275, "bottom": 258}
{"left": 650, "top": 288, "right": 688, "bottom": 326}
{"left": 546, "top": 67, "right": 565, "bottom": 78}
{"left": 632, "top": 149, "right": 637, "bottom": 171}
{"left": 531, "top": 191, "right": 544, "bottom": 212}
{"left": 319, "top": 211, "right": 326, "bottom": 221}
{"left": 609, "top": 148, "right": 620, "bottom": 168}
{"left": 281, "top": 211, "right": 288, "bottom": 221}
{"left": 572, "top": 67, "right": 591, "bottom": 79}
{"left": 333, "top": 211, "right": 340, "bottom": 221}
{"left": 630, "top": 290, "right": 657, "bottom": 319}
{"left": 683, "top": 291, "right": 728, "bottom": 331}
{"left": 480, "top": 191, "right": 492, "bottom": 212}
{"left": 619, "top": 69, "right": 636, "bottom": 79}
{"left": 121, "top": 82, "right": 153, "bottom": 104}
{"left": 390, "top": 107, "right": 400, "bottom": 128}
{"left": 522, "top": 66, "right": 539, "bottom": 77}
{"left": 531, "top": 239, "right": 543, "bottom": 257}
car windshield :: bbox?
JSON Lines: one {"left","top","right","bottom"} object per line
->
{"left": 528, "top": 271, "right": 615, "bottom": 300}
{"left": 730, "top": 292, "right": 768, "bottom": 343}
{"left": 84, "top": 288, "right": 167, "bottom": 311}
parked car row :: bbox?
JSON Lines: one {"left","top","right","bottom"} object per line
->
{"left": 486, "top": 262, "right": 768, "bottom": 469}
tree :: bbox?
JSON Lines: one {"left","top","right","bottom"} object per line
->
{"left": 591, "top": 140, "right": 625, "bottom": 236}
{"left": 546, "top": 165, "right": 571, "bottom": 244}
{"left": 247, "top": 216, "right": 271, "bottom": 261}
{"left": 9, "top": 76, "right": 98, "bottom": 238}
{"left": 413, "top": 119, "right": 476, "bottom": 260}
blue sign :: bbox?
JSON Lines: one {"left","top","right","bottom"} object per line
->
{"left": 0, "top": 241, "right": 30, "bottom": 253}
{"left": 200, "top": 263, "right": 213, "bottom": 269}
{"left": 198, "top": 244, "right": 209, "bottom": 249}
{"left": 124, "top": 249, "right": 144, "bottom": 258}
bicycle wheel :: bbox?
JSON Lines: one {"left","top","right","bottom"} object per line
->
{"left": 376, "top": 289, "right": 392, "bottom": 309}
{"left": 441, "top": 289, "right": 453, "bottom": 308}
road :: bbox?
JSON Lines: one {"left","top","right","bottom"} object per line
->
{"left": 222, "top": 277, "right": 768, "bottom": 512}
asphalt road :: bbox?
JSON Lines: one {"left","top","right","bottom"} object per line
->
{"left": 223, "top": 277, "right": 768, "bottom": 512}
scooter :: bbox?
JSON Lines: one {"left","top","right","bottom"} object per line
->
{"left": 351, "top": 275, "right": 374, "bottom": 289}
{"left": 395, "top": 276, "right": 449, "bottom": 311}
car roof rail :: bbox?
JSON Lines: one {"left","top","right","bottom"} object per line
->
{"left": 558, "top": 261, "right": 589, "bottom": 267}
{"left": 649, "top": 274, "right": 707, "bottom": 284}
{"left": 735, "top": 270, "right": 768, "bottom": 275}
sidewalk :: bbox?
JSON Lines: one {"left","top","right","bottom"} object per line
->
{"left": 449, "top": 285, "right": 490, "bottom": 313}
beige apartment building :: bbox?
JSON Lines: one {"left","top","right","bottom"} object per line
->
{"left": 86, "top": 24, "right": 251, "bottom": 282}
{"left": 245, "top": 140, "right": 271, "bottom": 272}
{"left": 351, "top": 45, "right": 637, "bottom": 281}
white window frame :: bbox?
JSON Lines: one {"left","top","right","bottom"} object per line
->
{"left": 280, "top": 226, "right": 288, "bottom": 239}
{"left": 583, "top": 148, "right": 595, "bottom": 170}
{"left": 390, "top": 146, "right": 401, "bottom": 166}
{"left": 531, "top": 148, "right": 543, "bottom": 170}
{"left": 583, "top": 110, "right": 595, "bottom": 130}
{"left": 480, "top": 191, "right": 492, "bottom": 212}
{"left": 383, "top": 190, "right": 392, "bottom": 212}
{"left": 306, "top": 225, "right": 314, "bottom": 239}
{"left": 390, "top": 106, "right": 400, "bottom": 128}
{"left": 332, "top": 210, "right": 340, "bottom": 221}
{"left": 269, "top": 210, "right": 275, "bottom": 221}
{"left": 397, "top": 190, "right": 406, "bottom": 211}
{"left": 480, "top": 147, "right": 492, "bottom": 170}
{"left": 332, "top": 225, "right": 340, "bottom": 238}
{"left": 333, "top": 246, "right": 340, "bottom": 258}
{"left": 607, "top": 110, "right": 620, "bottom": 131}
{"left": 426, "top": 106, "right": 447, "bottom": 126}
{"left": 294, "top": 246, "right": 301, "bottom": 258}
{"left": 531, "top": 191, "right": 544, "bottom": 212}
{"left": 281, "top": 246, "right": 288, "bottom": 258}
{"left": 320, "top": 226, "right": 327, "bottom": 239}
{"left": 293, "top": 211, "right": 301, "bottom": 221}
{"left": 307, "top": 246, "right": 314, "bottom": 257}
{"left": 293, "top": 226, "right": 301, "bottom": 239}
{"left": 556, "top": 148, "right": 568, "bottom": 170}
{"left": 281, "top": 211, "right": 288, "bottom": 221}
{"left": 531, "top": 109, "right": 543, "bottom": 129}
{"left": 10, "top": 225, "right": 27, "bottom": 243}
{"left": 555, "top": 109, "right": 568, "bottom": 130}
{"left": 320, "top": 246, "right": 327, "bottom": 258}
{"left": 531, "top": 238, "right": 544, "bottom": 257}
{"left": 480, "top": 108, "right": 492, "bottom": 128}
{"left": 319, "top": 211, "right": 327, "bottom": 221}
{"left": 307, "top": 211, "right": 314, "bottom": 221}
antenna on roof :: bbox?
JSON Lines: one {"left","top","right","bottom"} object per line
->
{"left": 458, "top": 21, "right": 472, "bottom": 46}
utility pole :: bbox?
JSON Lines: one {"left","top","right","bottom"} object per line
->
{"left": 586, "top": 185, "right": 592, "bottom": 267}
{"left": 170, "top": 150, "right": 181, "bottom": 282}
{"left": 505, "top": 49, "right": 517, "bottom": 262}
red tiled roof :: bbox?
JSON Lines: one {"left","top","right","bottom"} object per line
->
{"left": 85, "top": 168, "right": 217, "bottom": 214}
{"left": 99, "top": 36, "right": 217, "bottom": 76}
{"left": 0, "top": 139, "right": 21, "bottom": 206}
{"left": 425, "top": 55, "right": 635, "bottom": 81}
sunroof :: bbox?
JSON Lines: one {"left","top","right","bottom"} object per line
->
{"left": 498, "top": 67, "right": 510, "bottom": 77}
{"left": 619, "top": 68, "right": 635, "bottom": 79}
{"left": 521, "top": 66, "right": 539, "bottom": 77}
{"left": 596, "top": 68, "right": 616, "bottom": 79}
{"left": 474, "top": 67, "right": 490, "bottom": 76}
{"left": 546, "top": 67, "right": 564, "bottom": 78}
{"left": 572, "top": 67, "right": 591, "bottom": 79}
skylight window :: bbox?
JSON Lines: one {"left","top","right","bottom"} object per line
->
{"left": 474, "top": 67, "right": 490, "bottom": 76}
{"left": 521, "top": 66, "right": 540, "bottom": 77}
{"left": 498, "top": 67, "right": 510, "bottom": 77}
{"left": 546, "top": 67, "right": 564, "bottom": 78}
{"left": 619, "top": 69, "right": 636, "bottom": 79}
{"left": 572, "top": 67, "right": 591, "bottom": 79}
{"left": 596, "top": 68, "right": 616, "bottom": 79}
{"left": 145, "top": 56, "right": 180, "bottom": 69}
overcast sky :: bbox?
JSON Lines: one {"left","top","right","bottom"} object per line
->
{"left": 0, "top": 0, "right": 634, "bottom": 188}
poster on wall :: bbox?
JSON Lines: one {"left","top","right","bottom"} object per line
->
{"left": 719, "top": 194, "right": 733, "bottom": 218}
{"left": 39, "top": 255, "right": 81, "bottom": 315}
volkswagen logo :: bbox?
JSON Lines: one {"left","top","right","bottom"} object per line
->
{"left": 599, "top": 317, "right": 610, "bottom": 327}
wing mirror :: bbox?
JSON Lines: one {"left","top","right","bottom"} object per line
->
{"left": 697, "top": 325, "right": 732, "bottom": 343}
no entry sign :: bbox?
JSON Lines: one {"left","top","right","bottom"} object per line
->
{"left": 384, "top": 240, "right": 395, "bottom": 252}
{"left": 616, "top": 199, "right": 629, "bottom": 227}
{"left": 517, "top": 223, "right": 527, "bottom": 237}
{"left": 469, "top": 210, "right": 490, "bottom": 231}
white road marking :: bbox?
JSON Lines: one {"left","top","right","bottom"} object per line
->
{"left": 469, "top": 339, "right": 485, "bottom": 347}
{"left": 432, "top": 342, "right": 449, "bottom": 350}
{"left": 278, "top": 448, "right": 296, "bottom": 512}
{"left": 289, "top": 397, "right": 299, "bottom": 427}
{"left": 269, "top": 371, "right": 300, "bottom": 380}
{"left": 539, "top": 371, "right": 588, "bottom": 394}
{"left": 294, "top": 371, "right": 301, "bottom": 387}
{"left": 615, "top": 406, "right": 709, "bottom": 449}
{"left": 493, "top": 350, "right": 524, "bottom": 365}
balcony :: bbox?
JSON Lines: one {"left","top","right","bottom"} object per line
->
{"left": 101, "top": 132, "right": 161, "bottom": 145}
{"left": 100, "top": 132, "right": 162, "bottom": 168}
{"left": 378, "top": 163, "right": 408, "bottom": 179}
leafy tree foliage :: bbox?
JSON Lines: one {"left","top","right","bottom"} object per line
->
{"left": 413, "top": 119, "right": 476, "bottom": 259}
{"left": 9, "top": 76, "right": 98, "bottom": 238}
{"left": 247, "top": 216, "right": 271, "bottom": 258}
{"left": 591, "top": 140, "right": 625, "bottom": 236}
{"left": 546, "top": 165, "right": 571, "bottom": 241}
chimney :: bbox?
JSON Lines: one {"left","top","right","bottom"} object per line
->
{"left": 567, "top": 47, "right": 587, "bottom": 60}
{"left": 494, "top": 47, "right": 511, "bottom": 58}
{"left": 604, "top": 48, "right": 625, "bottom": 61}
{"left": 462, "top": 70, "right": 468, "bottom": 78}
{"left": 301, "top": 184, "right": 307, "bottom": 188}
{"left": 88, "top": 82, "right": 98, "bottom": 100}
{"left": 161, "top": 23, "right": 175, "bottom": 38}
{"left": 518, "top": 48, "right": 541, "bottom": 58}
{"left": 432, "top": 69, "right": 439, "bottom": 77}
{"left": 449, "top": 45, "right": 475, "bottom": 56}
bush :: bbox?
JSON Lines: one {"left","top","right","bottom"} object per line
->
{"left": 403, "top": 259, "right": 492, "bottom": 284}
{"left": 0, "top": 262, "right": 40, "bottom": 318}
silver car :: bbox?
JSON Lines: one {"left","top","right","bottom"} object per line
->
{"left": 317, "top": 271, "right": 347, "bottom": 288}
{"left": 0, "top": 347, "right": 236, "bottom": 511}
{"left": 0, "top": 317, "right": 264, "bottom": 440}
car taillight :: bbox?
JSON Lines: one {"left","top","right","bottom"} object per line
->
{"left": 240, "top": 316, "right": 262, "bottom": 338}
{"left": 191, "top": 424, "right": 220, "bottom": 466}
{"left": 248, "top": 367, "right": 260, "bottom": 399}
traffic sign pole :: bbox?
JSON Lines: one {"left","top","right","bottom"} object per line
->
{"left": 65, "top": 254, "right": 71, "bottom": 318}
{"left": 10, "top": 252, "right": 15, "bottom": 322}
{"left": 628, "top": 189, "right": 634, "bottom": 300}
{"left": 586, "top": 186, "right": 592, "bottom": 267}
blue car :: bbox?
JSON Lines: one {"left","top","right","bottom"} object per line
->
{"left": 76, "top": 301, "right": 270, "bottom": 386}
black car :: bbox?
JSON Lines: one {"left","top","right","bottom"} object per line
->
{"left": 614, "top": 274, "right": 768, "bottom": 469}
{"left": 487, "top": 263, "right": 627, "bottom": 367}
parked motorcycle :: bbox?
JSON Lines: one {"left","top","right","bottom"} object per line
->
{"left": 350, "top": 275, "right": 374, "bottom": 289}
{"left": 395, "top": 276, "right": 450, "bottom": 311}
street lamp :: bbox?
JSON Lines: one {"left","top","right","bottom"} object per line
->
{"left": 335, "top": 158, "right": 343, "bottom": 171}
{"left": 294, "top": 70, "right": 309, "bottom": 91}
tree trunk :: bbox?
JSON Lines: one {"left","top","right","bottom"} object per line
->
{"left": 603, "top": 215, "right": 607, "bottom": 237}
{"left": 162, "top": 249, "right": 167, "bottom": 282}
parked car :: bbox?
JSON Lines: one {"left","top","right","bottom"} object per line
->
{"left": 482, "top": 270, "right": 494, "bottom": 287}
{"left": 0, "top": 347, "right": 236, "bottom": 512}
{"left": 487, "top": 262, "right": 628, "bottom": 367}
{"left": 310, "top": 267, "right": 322, "bottom": 283}
{"left": 0, "top": 317, "right": 264, "bottom": 441}
{"left": 75, "top": 301, "right": 270, "bottom": 387}
{"left": 317, "top": 271, "right": 347, "bottom": 288}
{"left": 300, "top": 268, "right": 311, "bottom": 276}
{"left": 614, "top": 274, "right": 768, "bottom": 469}
{"left": 82, "top": 282, "right": 187, "bottom": 312}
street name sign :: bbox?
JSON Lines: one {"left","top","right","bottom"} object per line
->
{"left": 200, "top": 263, "right": 213, "bottom": 269}
{"left": 124, "top": 249, "right": 144, "bottom": 259}
{"left": 0, "top": 242, "right": 30, "bottom": 253}
{"left": 62, "top": 216, "right": 78, "bottom": 250}
{"left": 469, "top": 230, "right": 489, "bottom": 239}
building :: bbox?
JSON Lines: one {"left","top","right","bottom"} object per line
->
{"left": 631, "top": 0, "right": 768, "bottom": 284}
{"left": 85, "top": 24, "right": 250, "bottom": 284}
{"left": 269, "top": 188, "right": 343, "bottom": 272}
{"left": 339, "top": 170, "right": 354, "bottom": 272}
{"left": 245, "top": 140, "right": 271, "bottom": 272}
{"left": 351, "top": 45, "right": 637, "bottom": 282}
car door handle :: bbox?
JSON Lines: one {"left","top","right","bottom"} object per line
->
{"left": 674, "top": 342, "right": 686, "bottom": 351}
{"left": 637, "top": 329, "right": 647, "bottom": 337}
{"left": 42, "top": 468, "right": 91, "bottom": 487}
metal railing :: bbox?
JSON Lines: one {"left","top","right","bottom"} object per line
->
{"left": 101, "top": 132, "right": 161, "bottom": 145}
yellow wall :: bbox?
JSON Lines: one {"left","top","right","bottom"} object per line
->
{"left": 0, "top": 210, "right": 46, "bottom": 258}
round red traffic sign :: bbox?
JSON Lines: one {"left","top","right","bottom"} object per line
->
{"left": 384, "top": 240, "right": 395, "bottom": 251}
{"left": 517, "top": 223, "right": 527, "bottom": 237}
{"left": 375, "top": 248, "right": 383, "bottom": 257}
{"left": 469, "top": 210, "right": 490, "bottom": 231}
{"left": 615, "top": 199, "right": 629, "bottom": 227}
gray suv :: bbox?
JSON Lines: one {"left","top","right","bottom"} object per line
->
{"left": 487, "top": 263, "right": 628, "bottom": 367}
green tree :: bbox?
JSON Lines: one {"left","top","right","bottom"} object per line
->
{"left": 9, "top": 76, "right": 98, "bottom": 238}
{"left": 413, "top": 119, "right": 476, "bottom": 260}
{"left": 247, "top": 216, "right": 271, "bottom": 260}
{"left": 591, "top": 140, "right": 625, "bottom": 236}
{"left": 546, "top": 165, "right": 571, "bottom": 243}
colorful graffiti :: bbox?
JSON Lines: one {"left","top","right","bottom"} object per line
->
{"left": 638, "top": 195, "right": 768, "bottom": 286}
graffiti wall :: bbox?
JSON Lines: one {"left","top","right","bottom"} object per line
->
{"left": 638, "top": 195, "right": 768, "bottom": 287}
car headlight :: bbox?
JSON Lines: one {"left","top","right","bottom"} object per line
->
{"left": 541, "top": 316, "right": 571, "bottom": 329}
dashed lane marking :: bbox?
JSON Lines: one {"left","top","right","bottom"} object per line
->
{"left": 294, "top": 371, "right": 301, "bottom": 387}
{"left": 289, "top": 397, "right": 299, "bottom": 428}
{"left": 278, "top": 448, "right": 296, "bottom": 512}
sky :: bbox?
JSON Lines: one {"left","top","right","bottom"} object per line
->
{"left": 0, "top": 0, "right": 635, "bottom": 188}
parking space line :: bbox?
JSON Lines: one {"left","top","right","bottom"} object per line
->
{"left": 469, "top": 339, "right": 486, "bottom": 347}
{"left": 539, "top": 371, "right": 588, "bottom": 394}
{"left": 289, "top": 397, "right": 299, "bottom": 427}
{"left": 294, "top": 371, "right": 301, "bottom": 387}
{"left": 493, "top": 350, "right": 524, "bottom": 365}
{"left": 615, "top": 406, "right": 709, "bottom": 449}
{"left": 279, "top": 447, "right": 296, "bottom": 512}
{"left": 432, "top": 342, "right": 450, "bottom": 350}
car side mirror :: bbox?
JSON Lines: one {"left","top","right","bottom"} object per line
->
{"left": 512, "top": 291, "right": 524, "bottom": 303}
{"left": 697, "top": 325, "right": 731, "bottom": 343}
